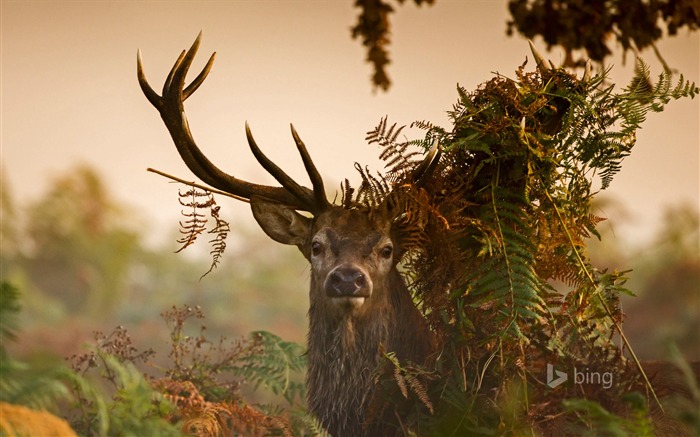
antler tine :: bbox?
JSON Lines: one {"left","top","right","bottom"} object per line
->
{"left": 582, "top": 59, "right": 592, "bottom": 82}
{"left": 167, "top": 32, "right": 215, "bottom": 102}
{"left": 163, "top": 49, "right": 187, "bottom": 97}
{"left": 413, "top": 138, "right": 441, "bottom": 186}
{"left": 528, "top": 40, "right": 551, "bottom": 75}
{"left": 290, "top": 124, "right": 331, "bottom": 211}
{"left": 184, "top": 52, "right": 216, "bottom": 99}
{"left": 245, "top": 122, "right": 318, "bottom": 211}
{"left": 136, "top": 49, "right": 161, "bottom": 108}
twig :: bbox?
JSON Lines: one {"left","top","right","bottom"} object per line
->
{"left": 147, "top": 167, "right": 249, "bottom": 203}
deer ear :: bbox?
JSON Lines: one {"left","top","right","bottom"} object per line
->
{"left": 250, "top": 197, "right": 311, "bottom": 247}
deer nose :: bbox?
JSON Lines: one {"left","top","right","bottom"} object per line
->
{"left": 326, "top": 265, "right": 368, "bottom": 297}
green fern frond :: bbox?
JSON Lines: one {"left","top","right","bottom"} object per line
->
{"left": 233, "top": 331, "right": 306, "bottom": 405}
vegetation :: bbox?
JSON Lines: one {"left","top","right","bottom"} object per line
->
{"left": 507, "top": 0, "right": 699, "bottom": 69}
{"left": 1, "top": 283, "right": 315, "bottom": 436}
{"left": 137, "top": 54, "right": 697, "bottom": 434}
{"left": 351, "top": 55, "right": 698, "bottom": 435}
{"left": 351, "top": 0, "right": 699, "bottom": 90}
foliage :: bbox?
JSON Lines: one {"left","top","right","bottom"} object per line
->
{"left": 69, "top": 351, "right": 182, "bottom": 437}
{"left": 1, "top": 281, "right": 313, "bottom": 436}
{"left": 67, "top": 304, "right": 310, "bottom": 437}
{"left": 346, "top": 0, "right": 699, "bottom": 90}
{"left": 0, "top": 282, "right": 72, "bottom": 412}
{"left": 562, "top": 394, "right": 655, "bottom": 436}
{"left": 352, "top": 58, "right": 698, "bottom": 434}
{"left": 507, "top": 0, "right": 700, "bottom": 68}
{"left": 1, "top": 402, "right": 77, "bottom": 437}
{"left": 234, "top": 331, "right": 307, "bottom": 405}
{"left": 351, "top": 0, "right": 435, "bottom": 91}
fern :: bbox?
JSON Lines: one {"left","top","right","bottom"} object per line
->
{"left": 360, "top": 55, "right": 698, "bottom": 434}
{"left": 0, "top": 402, "right": 78, "bottom": 437}
{"left": 562, "top": 395, "right": 655, "bottom": 436}
{"left": 66, "top": 306, "right": 310, "bottom": 436}
{"left": 176, "top": 188, "right": 212, "bottom": 252}
{"left": 0, "top": 283, "right": 73, "bottom": 412}
{"left": 201, "top": 205, "right": 229, "bottom": 279}
{"left": 174, "top": 188, "right": 230, "bottom": 278}
{"left": 233, "top": 331, "right": 307, "bottom": 405}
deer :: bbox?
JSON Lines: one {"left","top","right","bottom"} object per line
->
{"left": 137, "top": 34, "right": 436, "bottom": 437}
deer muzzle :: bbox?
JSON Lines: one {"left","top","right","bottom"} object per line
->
{"left": 325, "top": 264, "right": 371, "bottom": 308}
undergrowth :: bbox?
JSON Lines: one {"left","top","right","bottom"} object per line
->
{"left": 0, "top": 282, "right": 318, "bottom": 437}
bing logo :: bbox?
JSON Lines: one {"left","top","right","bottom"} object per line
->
{"left": 546, "top": 364, "right": 613, "bottom": 389}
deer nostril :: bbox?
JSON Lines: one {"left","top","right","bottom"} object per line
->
{"left": 328, "top": 267, "right": 367, "bottom": 297}
{"left": 353, "top": 272, "right": 365, "bottom": 287}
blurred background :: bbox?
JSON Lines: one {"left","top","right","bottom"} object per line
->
{"left": 2, "top": 1, "right": 698, "bottom": 372}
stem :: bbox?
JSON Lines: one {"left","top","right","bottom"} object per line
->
{"left": 146, "top": 168, "right": 249, "bottom": 203}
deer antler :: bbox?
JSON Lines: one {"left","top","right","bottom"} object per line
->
{"left": 137, "top": 32, "right": 329, "bottom": 214}
{"left": 412, "top": 138, "right": 441, "bottom": 186}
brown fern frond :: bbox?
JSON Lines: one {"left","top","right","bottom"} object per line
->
{"left": 152, "top": 378, "right": 206, "bottom": 411}
{"left": 174, "top": 188, "right": 232, "bottom": 277}
{"left": 218, "top": 401, "right": 292, "bottom": 437}
{"left": 580, "top": 213, "right": 607, "bottom": 239}
{"left": 201, "top": 205, "right": 230, "bottom": 279}
{"left": 406, "top": 373, "right": 433, "bottom": 414}
{"left": 176, "top": 188, "right": 214, "bottom": 253}
{"left": 182, "top": 405, "right": 223, "bottom": 437}
{"left": 354, "top": 163, "right": 391, "bottom": 209}
{"left": 340, "top": 179, "right": 355, "bottom": 209}
{"left": 366, "top": 116, "right": 427, "bottom": 178}
{"left": 393, "top": 365, "right": 408, "bottom": 399}
{"left": 153, "top": 377, "right": 292, "bottom": 437}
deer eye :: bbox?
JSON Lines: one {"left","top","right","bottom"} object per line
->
{"left": 311, "top": 241, "right": 322, "bottom": 256}
{"left": 380, "top": 244, "right": 393, "bottom": 259}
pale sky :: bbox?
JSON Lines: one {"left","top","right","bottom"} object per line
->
{"left": 2, "top": 1, "right": 699, "bottom": 250}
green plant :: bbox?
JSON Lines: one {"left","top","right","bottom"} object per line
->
{"left": 66, "top": 304, "right": 312, "bottom": 436}
{"left": 356, "top": 56, "right": 697, "bottom": 434}
{"left": 0, "top": 282, "right": 72, "bottom": 411}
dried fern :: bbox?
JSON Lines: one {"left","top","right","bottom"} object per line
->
{"left": 201, "top": 205, "right": 229, "bottom": 279}
{"left": 176, "top": 188, "right": 213, "bottom": 252}
{"left": 173, "top": 188, "right": 230, "bottom": 278}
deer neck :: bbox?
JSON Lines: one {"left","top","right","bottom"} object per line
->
{"left": 305, "top": 270, "right": 404, "bottom": 437}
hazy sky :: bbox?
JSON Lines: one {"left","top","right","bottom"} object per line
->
{"left": 2, "top": 1, "right": 699, "bottom": 250}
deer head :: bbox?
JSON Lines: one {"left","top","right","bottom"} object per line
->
{"left": 137, "top": 34, "right": 439, "bottom": 314}
{"left": 138, "top": 34, "right": 436, "bottom": 436}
